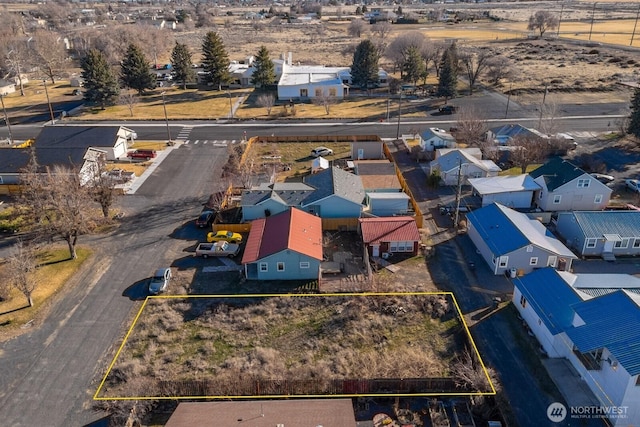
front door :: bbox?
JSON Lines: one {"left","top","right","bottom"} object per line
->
{"left": 547, "top": 255, "right": 557, "bottom": 267}
{"left": 372, "top": 245, "right": 380, "bottom": 257}
{"left": 358, "top": 148, "right": 364, "bottom": 160}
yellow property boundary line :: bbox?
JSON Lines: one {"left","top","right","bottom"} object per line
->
{"left": 94, "top": 292, "right": 496, "bottom": 400}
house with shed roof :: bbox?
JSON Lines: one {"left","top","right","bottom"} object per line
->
{"left": 469, "top": 174, "right": 541, "bottom": 208}
{"left": 467, "top": 203, "right": 576, "bottom": 275}
{"left": 165, "top": 399, "right": 357, "bottom": 427}
{"left": 529, "top": 157, "right": 612, "bottom": 212}
{"left": 429, "top": 148, "right": 501, "bottom": 186}
{"left": 241, "top": 208, "right": 323, "bottom": 280}
{"left": 419, "top": 127, "right": 456, "bottom": 152}
{"left": 241, "top": 182, "right": 315, "bottom": 222}
{"left": 351, "top": 139, "right": 384, "bottom": 160}
{"left": 513, "top": 268, "right": 640, "bottom": 426}
{"left": 277, "top": 62, "right": 350, "bottom": 101}
{"left": 555, "top": 210, "right": 640, "bottom": 260}
{"left": 359, "top": 216, "right": 421, "bottom": 257}
{"left": 0, "top": 125, "right": 136, "bottom": 188}
{"left": 353, "top": 160, "right": 401, "bottom": 193}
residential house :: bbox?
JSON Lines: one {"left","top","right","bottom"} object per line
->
{"left": 529, "top": 158, "right": 612, "bottom": 211}
{"left": 241, "top": 208, "right": 323, "bottom": 280}
{"left": 0, "top": 125, "right": 137, "bottom": 188}
{"left": 469, "top": 174, "right": 541, "bottom": 208}
{"left": 302, "top": 166, "right": 365, "bottom": 218}
{"left": 487, "top": 123, "right": 544, "bottom": 145}
{"left": 165, "top": 400, "right": 357, "bottom": 427}
{"left": 359, "top": 216, "right": 421, "bottom": 257}
{"left": 228, "top": 57, "right": 255, "bottom": 88}
{"left": 0, "top": 79, "right": 16, "bottom": 95}
{"left": 513, "top": 268, "right": 640, "bottom": 426}
{"left": 353, "top": 160, "right": 401, "bottom": 193}
{"left": 241, "top": 167, "right": 364, "bottom": 221}
{"left": 555, "top": 210, "right": 640, "bottom": 260}
{"left": 351, "top": 139, "right": 384, "bottom": 160}
{"left": 277, "top": 62, "right": 350, "bottom": 101}
{"left": 241, "top": 182, "right": 316, "bottom": 222}
{"left": 419, "top": 127, "right": 456, "bottom": 152}
{"left": 467, "top": 203, "right": 576, "bottom": 275}
{"left": 429, "top": 148, "right": 501, "bottom": 186}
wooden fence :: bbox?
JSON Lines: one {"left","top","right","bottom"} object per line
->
{"left": 321, "top": 217, "right": 360, "bottom": 231}
{"left": 0, "top": 185, "right": 22, "bottom": 195}
{"left": 255, "top": 135, "right": 381, "bottom": 144}
{"left": 383, "top": 143, "right": 424, "bottom": 228}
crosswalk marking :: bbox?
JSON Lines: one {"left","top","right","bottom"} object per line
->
{"left": 180, "top": 139, "right": 228, "bottom": 147}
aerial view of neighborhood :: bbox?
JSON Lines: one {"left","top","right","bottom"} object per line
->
{"left": 2, "top": 0, "right": 640, "bottom": 426}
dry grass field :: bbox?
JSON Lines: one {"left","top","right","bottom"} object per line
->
{"left": 96, "top": 293, "right": 485, "bottom": 399}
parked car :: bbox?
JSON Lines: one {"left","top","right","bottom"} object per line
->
{"left": 195, "top": 241, "right": 240, "bottom": 258}
{"left": 195, "top": 211, "right": 215, "bottom": 228}
{"left": 311, "top": 146, "right": 333, "bottom": 157}
{"left": 591, "top": 173, "right": 615, "bottom": 186}
{"left": 207, "top": 230, "right": 243, "bottom": 243}
{"left": 148, "top": 267, "right": 172, "bottom": 295}
{"left": 438, "top": 105, "right": 457, "bottom": 114}
{"left": 625, "top": 179, "right": 640, "bottom": 193}
{"left": 127, "top": 149, "right": 157, "bottom": 160}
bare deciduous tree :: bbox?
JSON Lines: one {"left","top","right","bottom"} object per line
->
{"left": 312, "top": 90, "right": 337, "bottom": 115}
{"left": 347, "top": 19, "right": 366, "bottom": 38}
{"left": 386, "top": 31, "right": 427, "bottom": 77}
{"left": 527, "top": 11, "right": 559, "bottom": 38}
{"left": 257, "top": 93, "right": 275, "bottom": 116}
{"left": 4, "top": 37, "right": 30, "bottom": 96}
{"left": 31, "top": 29, "right": 68, "bottom": 84}
{"left": 485, "top": 55, "right": 517, "bottom": 86}
{"left": 5, "top": 240, "right": 39, "bottom": 307}
{"left": 119, "top": 90, "right": 139, "bottom": 118}
{"left": 455, "top": 106, "right": 488, "bottom": 146}
{"left": 508, "top": 134, "right": 551, "bottom": 173}
{"left": 86, "top": 153, "right": 119, "bottom": 218}
{"left": 459, "top": 47, "right": 491, "bottom": 95}
{"left": 451, "top": 349, "right": 500, "bottom": 393}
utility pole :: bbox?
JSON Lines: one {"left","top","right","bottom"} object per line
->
{"left": 161, "top": 91, "right": 172, "bottom": 144}
{"left": 227, "top": 90, "right": 234, "bottom": 119}
{"left": 631, "top": 4, "right": 640, "bottom": 46}
{"left": 589, "top": 2, "right": 597, "bottom": 41}
{"left": 0, "top": 94, "right": 14, "bottom": 145}
{"left": 395, "top": 93, "right": 402, "bottom": 140}
{"left": 557, "top": 3, "right": 564, "bottom": 37}
{"left": 537, "top": 83, "right": 548, "bottom": 130}
{"left": 505, "top": 82, "right": 513, "bottom": 119}
{"left": 453, "top": 159, "right": 464, "bottom": 229}
{"left": 43, "top": 79, "right": 55, "bottom": 124}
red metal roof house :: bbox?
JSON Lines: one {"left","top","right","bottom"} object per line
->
{"left": 359, "top": 216, "right": 421, "bottom": 258}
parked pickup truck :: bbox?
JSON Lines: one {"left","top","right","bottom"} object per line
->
{"left": 195, "top": 241, "right": 240, "bottom": 258}
{"left": 127, "top": 149, "right": 157, "bottom": 160}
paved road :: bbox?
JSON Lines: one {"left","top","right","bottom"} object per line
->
{"left": 0, "top": 143, "right": 229, "bottom": 426}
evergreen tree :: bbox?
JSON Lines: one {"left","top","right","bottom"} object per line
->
{"left": 403, "top": 46, "right": 426, "bottom": 86}
{"left": 437, "top": 43, "right": 459, "bottom": 100}
{"left": 628, "top": 88, "right": 640, "bottom": 138}
{"left": 81, "top": 49, "right": 119, "bottom": 109}
{"left": 201, "top": 31, "right": 231, "bottom": 91}
{"left": 251, "top": 45, "right": 276, "bottom": 88}
{"left": 120, "top": 43, "right": 156, "bottom": 95}
{"left": 351, "top": 39, "right": 379, "bottom": 90}
{"left": 171, "top": 42, "right": 195, "bottom": 90}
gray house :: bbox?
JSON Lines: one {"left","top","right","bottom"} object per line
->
{"left": 303, "top": 166, "right": 365, "bottom": 218}
{"left": 241, "top": 208, "right": 323, "bottom": 281}
{"left": 556, "top": 210, "right": 640, "bottom": 260}
{"left": 430, "top": 148, "right": 501, "bottom": 186}
{"left": 365, "top": 192, "right": 411, "bottom": 216}
{"left": 351, "top": 139, "right": 384, "bottom": 160}
{"left": 419, "top": 127, "right": 456, "bottom": 152}
{"left": 241, "top": 182, "right": 315, "bottom": 222}
{"left": 529, "top": 158, "right": 612, "bottom": 212}
{"left": 467, "top": 203, "right": 576, "bottom": 276}
{"left": 469, "top": 174, "right": 541, "bottom": 208}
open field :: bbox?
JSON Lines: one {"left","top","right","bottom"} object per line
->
{"left": 0, "top": 246, "right": 91, "bottom": 341}
{"left": 95, "top": 293, "right": 493, "bottom": 399}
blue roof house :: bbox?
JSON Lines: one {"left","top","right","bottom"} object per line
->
{"left": 556, "top": 210, "right": 640, "bottom": 261}
{"left": 467, "top": 203, "right": 577, "bottom": 275}
{"left": 513, "top": 269, "right": 640, "bottom": 426}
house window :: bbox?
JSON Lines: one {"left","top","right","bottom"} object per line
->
{"left": 634, "top": 239, "right": 640, "bottom": 248}
{"left": 526, "top": 245, "right": 533, "bottom": 253}
{"left": 300, "top": 88, "right": 308, "bottom": 97}
{"left": 614, "top": 239, "right": 629, "bottom": 249}
{"left": 520, "top": 295, "right": 527, "bottom": 308}
{"left": 499, "top": 256, "right": 508, "bottom": 268}
{"left": 553, "top": 195, "right": 562, "bottom": 204}
{"left": 577, "top": 178, "right": 591, "bottom": 188}
{"left": 530, "top": 257, "right": 538, "bottom": 266}
{"left": 594, "top": 194, "right": 603, "bottom": 204}
{"left": 586, "top": 239, "right": 597, "bottom": 248}
{"left": 329, "top": 88, "right": 337, "bottom": 97}
{"left": 315, "top": 88, "right": 322, "bottom": 97}
{"left": 277, "top": 262, "right": 285, "bottom": 272}
{"left": 300, "top": 262, "right": 310, "bottom": 269}
{"left": 259, "top": 262, "right": 268, "bottom": 272}
{"left": 390, "top": 241, "right": 398, "bottom": 252}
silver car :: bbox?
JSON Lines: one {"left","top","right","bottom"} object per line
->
{"left": 149, "top": 268, "right": 172, "bottom": 295}
{"left": 625, "top": 179, "right": 640, "bottom": 193}
{"left": 311, "top": 146, "right": 333, "bottom": 157}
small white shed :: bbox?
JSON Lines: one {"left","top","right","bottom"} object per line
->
{"left": 312, "top": 156, "right": 329, "bottom": 173}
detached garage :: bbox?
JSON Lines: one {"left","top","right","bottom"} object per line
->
{"left": 359, "top": 216, "right": 421, "bottom": 257}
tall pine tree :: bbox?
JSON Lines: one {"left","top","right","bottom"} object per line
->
{"left": 201, "top": 31, "right": 230, "bottom": 91}
{"left": 81, "top": 49, "right": 119, "bottom": 109}
{"left": 120, "top": 43, "right": 156, "bottom": 95}
{"left": 351, "top": 39, "right": 379, "bottom": 91}
{"left": 251, "top": 45, "right": 276, "bottom": 88}
{"left": 403, "top": 46, "right": 426, "bottom": 86}
{"left": 628, "top": 88, "right": 640, "bottom": 138}
{"left": 437, "top": 43, "right": 459, "bottom": 100}
{"left": 171, "top": 42, "right": 195, "bottom": 90}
